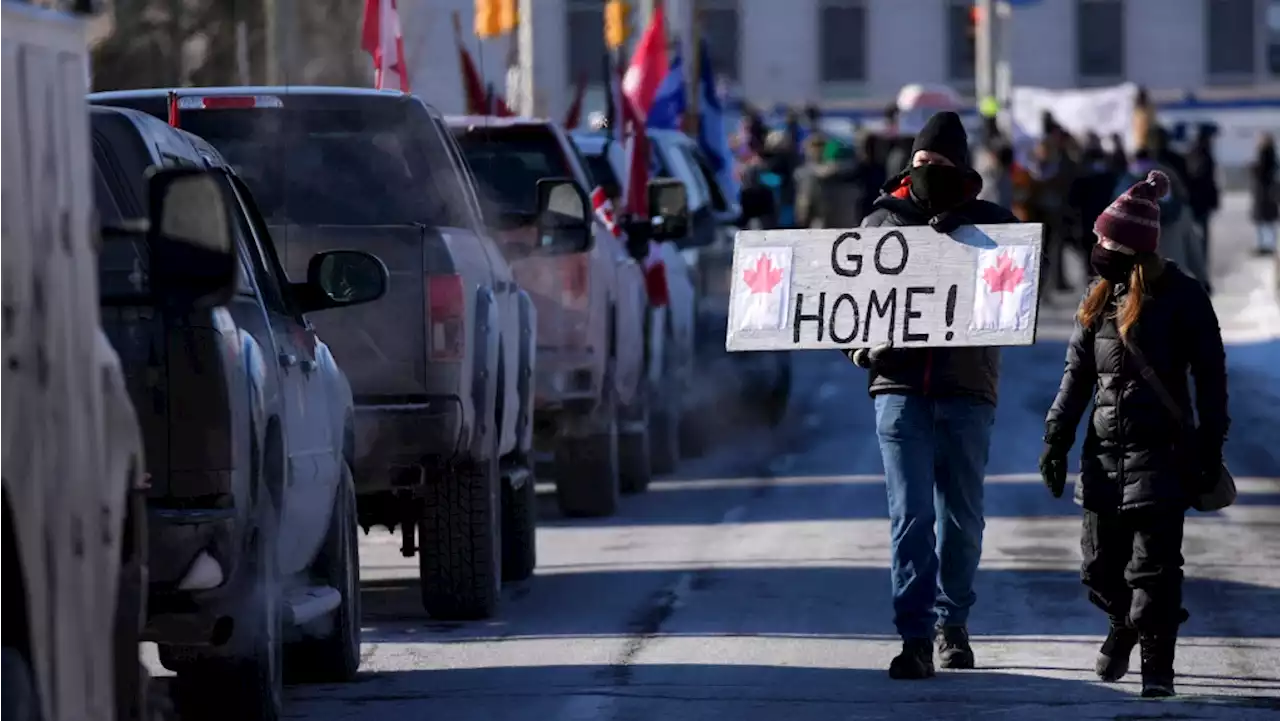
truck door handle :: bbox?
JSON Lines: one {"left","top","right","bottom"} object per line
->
{"left": 300, "top": 359, "right": 317, "bottom": 372}
{"left": 279, "top": 353, "right": 298, "bottom": 368}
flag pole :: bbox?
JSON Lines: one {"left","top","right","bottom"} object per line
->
{"left": 685, "top": 1, "right": 700, "bottom": 137}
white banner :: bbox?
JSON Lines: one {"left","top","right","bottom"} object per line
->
{"left": 1009, "top": 83, "right": 1139, "bottom": 150}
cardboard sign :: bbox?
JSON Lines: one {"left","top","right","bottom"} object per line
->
{"left": 726, "top": 224, "right": 1044, "bottom": 351}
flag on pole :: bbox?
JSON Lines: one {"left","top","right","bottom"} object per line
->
{"left": 622, "top": 2, "right": 669, "bottom": 120}
{"left": 695, "top": 37, "right": 735, "bottom": 195}
{"left": 361, "top": 0, "right": 411, "bottom": 91}
{"left": 645, "top": 43, "right": 686, "bottom": 131}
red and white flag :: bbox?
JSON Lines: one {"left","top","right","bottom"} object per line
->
{"left": 590, "top": 186, "right": 622, "bottom": 238}
{"left": 362, "top": 0, "right": 411, "bottom": 92}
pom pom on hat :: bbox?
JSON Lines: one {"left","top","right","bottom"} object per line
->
{"left": 1145, "top": 169, "right": 1170, "bottom": 198}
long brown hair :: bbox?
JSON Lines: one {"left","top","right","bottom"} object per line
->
{"left": 1077, "top": 253, "right": 1163, "bottom": 342}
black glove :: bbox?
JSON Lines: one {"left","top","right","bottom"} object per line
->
{"left": 1039, "top": 443, "right": 1068, "bottom": 498}
{"left": 845, "top": 341, "right": 894, "bottom": 371}
{"left": 1195, "top": 449, "right": 1223, "bottom": 494}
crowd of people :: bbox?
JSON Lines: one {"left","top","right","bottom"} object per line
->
{"left": 728, "top": 95, "right": 1280, "bottom": 299}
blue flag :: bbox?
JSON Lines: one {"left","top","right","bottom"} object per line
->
{"left": 646, "top": 45, "right": 685, "bottom": 131}
{"left": 696, "top": 38, "right": 736, "bottom": 197}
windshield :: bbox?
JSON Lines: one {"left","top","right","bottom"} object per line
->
{"left": 177, "top": 103, "right": 454, "bottom": 226}
{"left": 453, "top": 127, "right": 572, "bottom": 215}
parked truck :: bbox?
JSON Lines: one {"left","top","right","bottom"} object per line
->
{"left": 90, "top": 87, "right": 549, "bottom": 621}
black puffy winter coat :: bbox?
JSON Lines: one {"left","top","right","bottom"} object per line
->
{"left": 1044, "top": 262, "right": 1229, "bottom": 512}
{"left": 859, "top": 171, "right": 1021, "bottom": 406}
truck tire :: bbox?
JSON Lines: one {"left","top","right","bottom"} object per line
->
{"left": 287, "top": 462, "right": 361, "bottom": 683}
{"left": 1, "top": 648, "right": 39, "bottom": 721}
{"left": 171, "top": 497, "right": 283, "bottom": 721}
{"left": 553, "top": 414, "right": 621, "bottom": 517}
{"left": 500, "top": 463, "right": 537, "bottom": 582}
{"left": 620, "top": 398, "right": 653, "bottom": 495}
{"left": 418, "top": 436, "right": 502, "bottom": 620}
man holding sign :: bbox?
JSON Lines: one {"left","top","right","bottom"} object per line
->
{"left": 855, "top": 112, "right": 1022, "bottom": 680}
{"left": 726, "top": 111, "right": 1037, "bottom": 680}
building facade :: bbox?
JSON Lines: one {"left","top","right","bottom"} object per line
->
{"left": 402, "top": 0, "right": 1280, "bottom": 118}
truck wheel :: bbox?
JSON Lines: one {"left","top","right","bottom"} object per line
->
{"left": 418, "top": 439, "right": 502, "bottom": 620}
{"left": 500, "top": 462, "right": 537, "bottom": 582}
{"left": 2, "top": 648, "right": 39, "bottom": 721}
{"left": 171, "top": 498, "right": 282, "bottom": 721}
{"left": 287, "top": 462, "right": 361, "bottom": 683}
{"left": 553, "top": 414, "right": 620, "bottom": 517}
{"left": 649, "top": 388, "right": 681, "bottom": 475}
{"left": 619, "top": 400, "right": 653, "bottom": 495}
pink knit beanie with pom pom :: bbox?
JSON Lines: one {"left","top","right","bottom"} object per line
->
{"left": 1093, "top": 169, "right": 1170, "bottom": 254}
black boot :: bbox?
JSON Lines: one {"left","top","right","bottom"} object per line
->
{"left": 1095, "top": 619, "right": 1138, "bottom": 681}
{"left": 888, "top": 638, "right": 935, "bottom": 680}
{"left": 935, "top": 625, "right": 975, "bottom": 669}
{"left": 1139, "top": 632, "right": 1177, "bottom": 697}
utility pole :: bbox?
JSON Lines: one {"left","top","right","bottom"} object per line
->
{"left": 974, "top": 0, "right": 996, "bottom": 104}
{"left": 685, "top": 1, "right": 699, "bottom": 136}
{"left": 517, "top": 0, "right": 537, "bottom": 116}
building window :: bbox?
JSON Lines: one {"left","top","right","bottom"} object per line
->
{"left": 1206, "top": 0, "right": 1257, "bottom": 77}
{"left": 819, "top": 0, "right": 867, "bottom": 84}
{"left": 567, "top": 0, "right": 607, "bottom": 86}
{"left": 1076, "top": 0, "right": 1124, "bottom": 82}
{"left": 1268, "top": 0, "right": 1280, "bottom": 75}
{"left": 701, "top": 0, "right": 740, "bottom": 83}
{"left": 948, "top": 0, "right": 976, "bottom": 82}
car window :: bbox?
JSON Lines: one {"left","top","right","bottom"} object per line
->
{"left": 227, "top": 175, "right": 293, "bottom": 316}
{"left": 432, "top": 115, "right": 486, "bottom": 229}
{"left": 173, "top": 101, "right": 470, "bottom": 227}
{"left": 659, "top": 141, "right": 708, "bottom": 210}
{"left": 582, "top": 150, "right": 621, "bottom": 200}
{"left": 91, "top": 134, "right": 151, "bottom": 297}
{"left": 453, "top": 125, "right": 574, "bottom": 216}
{"left": 687, "top": 148, "right": 730, "bottom": 212}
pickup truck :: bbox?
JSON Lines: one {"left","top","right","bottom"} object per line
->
{"left": 448, "top": 117, "right": 685, "bottom": 510}
{"left": 2, "top": 5, "right": 149, "bottom": 721}
{"left": 90, "top": 87, "right": 543, "bottom": 621}
{"left": 89, "top": 103, "right": 387, "bottom": 720}
{"left": 569, "top": 131, "right": 698, "bottom": 472}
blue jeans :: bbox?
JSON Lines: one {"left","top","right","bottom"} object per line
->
{"left": 874, "top": 394, "right": 995, "bottom": 640}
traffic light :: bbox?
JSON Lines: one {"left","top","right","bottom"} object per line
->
{"left": 475, "top": 0, "right": 517, "bottom": 38}
{"left": 605, "top": 0, "right": 632, "bottom": 50}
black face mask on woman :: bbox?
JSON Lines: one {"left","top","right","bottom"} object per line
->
{"left": 1090, "top": 244, "right": 1137, "bottom": 283}
{"left": 909, "top": 164, "right": 968, "bottom": 213}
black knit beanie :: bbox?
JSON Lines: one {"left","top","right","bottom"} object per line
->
{"left": 911, "top": 111, "right": 971, "bottom": 168}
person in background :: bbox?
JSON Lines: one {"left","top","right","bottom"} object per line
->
{"left": 848, "top": 130, "right": 888, "bottom": 224}
{"left": 1250, "top": 132, "right": 1278, "bottom": 256}
{"left": 848, "top": 111, "right": 1019, "bottom": 681}
{"left": 1132, "top": 86, "right": 1155, "bottom": 157}
{"left": 1030, "top": 131, "right": 1076, "bottom": 292}
{"left": 1113, "top": 147, "right": 1209, "bottom": 290}
{"left": 803, "top": 103, "right": 827, "bottom": 147}
{"left": 882, "top": 103, "right": 912, "bottom": 180}
{"left": 976, "top": 141, "right": 1013, "bottom": 210}
{"left": 1144, "top": 126, "right": 1189, "bottom": 191}
{"left": 737, "top": 133, "right": 779, "bottom": 230}
{"left": 1042, "top": 169, "right": 1228, "bottom": 699}
{"left": 793, "top": 134, "right": 832, "bottom": 228}
{"left": 764, "top": 128, "right": 800, "bottom": 228}
{"left": 1070, "top": 133, "right": 1121, "bottom": 280}
{"left": 1184, "top": 124, "right": 1220, "bottom": 269}
{"left": 1107, "top": 133, "right": 1129, "bottom": 176}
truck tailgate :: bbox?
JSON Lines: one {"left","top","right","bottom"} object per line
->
{"left": 270, "top": 224, "right": 446, "bottom": 397}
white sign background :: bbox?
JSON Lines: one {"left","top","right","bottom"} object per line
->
{"left": 726, "top": 224, "right": 1045, "bottom": 352}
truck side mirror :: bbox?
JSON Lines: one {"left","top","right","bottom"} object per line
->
{"left": 646, "top": 178, "right": 690, "bottom": 242}
{"left": 534, "top": 177, "right": 592, "bottom": 254}
{"left": 132, "top": 167, "right": 239, "bottom": 310}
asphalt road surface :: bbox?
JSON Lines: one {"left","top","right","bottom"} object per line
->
{"left": 270, "top": 194, "right": 1280, "bottom": 720}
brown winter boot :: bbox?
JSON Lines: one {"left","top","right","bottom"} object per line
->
{"left": 1096, "top": 619, "right": 1139, "bottom": 682}
{"left": 1139, "top": 632, "right": 1177, "bottom": 697}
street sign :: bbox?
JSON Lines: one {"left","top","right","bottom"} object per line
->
{"left": 725, "top": 224, "right": 1045, "bottom": 351}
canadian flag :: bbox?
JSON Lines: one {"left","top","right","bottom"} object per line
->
{"left": 362, "top": 0, "right": 411, "bottom": 92}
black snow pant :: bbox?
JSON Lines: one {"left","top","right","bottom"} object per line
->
{"left": 1081, "top": 506, "right": 1188, "bottom": 633}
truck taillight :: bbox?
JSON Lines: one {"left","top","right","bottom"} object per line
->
{"left": 426, "top": 274, "right": 465, "bottom": 362}
{"left": 176, "top": 95, "right": 283, "bottom": 110}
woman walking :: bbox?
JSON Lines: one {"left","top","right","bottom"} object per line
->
{"left": 1249, "top": 133, "right": 1278, "bottom": 255}
{"left": 1039, "top": 170, "right": 1229, "bottom": 698}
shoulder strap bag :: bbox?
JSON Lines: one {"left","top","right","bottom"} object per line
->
{"left": 1126, "top": 342, "right": 1236, "bottom": 512}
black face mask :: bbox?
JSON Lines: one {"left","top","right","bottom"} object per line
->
{"left": 910, "top": 164, "right": 968, "bottom": 213}
{"left": 1090, "top": 244, "right": 1136, "bottom": 283}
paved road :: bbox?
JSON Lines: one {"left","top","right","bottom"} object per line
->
{"left": 282, "top": 194, "right": 1280, "bottom": 721}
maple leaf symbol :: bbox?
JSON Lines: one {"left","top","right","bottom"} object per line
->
{"left": 743, "top": 254, "right": 784, "bottom": 294}
{"left": 982, "top": 251, "right": 1026, "bottom": 293}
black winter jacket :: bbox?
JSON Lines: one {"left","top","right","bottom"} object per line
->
{"left": 858, "top": 172, "right": 1021, "bottom": 406}
{"left": 1044, "top": 263, "right": 1229, "bottom": 512}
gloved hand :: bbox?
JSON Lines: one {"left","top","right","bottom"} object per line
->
{"left": 1195, "top": 448, "right": 1224, "bottom": 494}
{"left": 845, "top": 341, "right": 894, "bottom": 371}
{"left": 1039, "top": 443, "right": 1068, "bottom": 498}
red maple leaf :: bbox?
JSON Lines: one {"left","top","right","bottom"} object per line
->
{"left": 743, "top": 254, "right": 783, "bottom": 294}
{"left": 982, "top": 252, "right": 1026, "bottom": 293}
